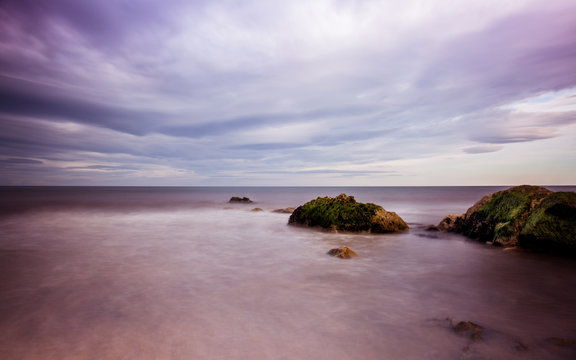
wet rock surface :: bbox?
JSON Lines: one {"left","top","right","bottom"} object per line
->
{"left": 326, "top": 246, "right": 358, "bottom": 259}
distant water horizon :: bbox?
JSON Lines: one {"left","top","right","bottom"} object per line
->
{"left": 1, "top": 186, "right": 575, "bottom": 359}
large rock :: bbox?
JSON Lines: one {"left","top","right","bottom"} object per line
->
{"left": 437, "top": 185, "right": 576, "bottom": 253}
{"left": 288, "top": 193, "right": 409, "bottom": 233}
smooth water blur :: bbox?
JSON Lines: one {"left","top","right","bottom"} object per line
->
{"left": 0, "top": 186, "right": 575, "bottom": 359}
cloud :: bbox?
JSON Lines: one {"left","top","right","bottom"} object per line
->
{"left": 463, "top": 145, "right": 503, "bottom": 154}
{"left": 66, "top": 165, "right": 139, "bottom": 171}
{"left": 464, "top": 110, "right": 576, "bottom": 144}
{"left": 1, "top": 0, "right": 576, "bottom": 185}
{"left": 0, "top": 157, "right": 43, "bottom": 164}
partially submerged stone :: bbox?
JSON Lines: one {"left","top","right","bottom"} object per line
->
{"left": 272, "top": 208, "right": 295, "bottom": 214}
{"left": 437, "top": 214, "right": 462, "bottom": 232}
{"left": 229, "top": 196, "right": 254, "bottom": 203}
{"left": 288, "top": 193, "right": 408, "bottom": 233}
{"left": 454, "top": 321, "right": 484, "bottom": 342}
{"left": 327, "top": 246, "right": 358, "bottom": 259}
{"left": 250, "top": 208, "right": 264, "bottom": 212}
{"left": 546, "top": 337, "right": 576, "bottom": 348}
{"left": 435, "top": 186, "right": 576, "bottom": 253}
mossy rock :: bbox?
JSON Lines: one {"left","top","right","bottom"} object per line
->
{"left": 288, "top": 193, "right": 408, "bottom": 233}
{"left": 520, "top": 192, "right": 576, "bottom": 253}
{"left": 441, "top": 185, "right": 552, "bottom": 246}
{"left": 437, "top": 185, "right": 576, "bottom": 254}
{"left": 474, "top": 185, "right": 551, "bottom": 245}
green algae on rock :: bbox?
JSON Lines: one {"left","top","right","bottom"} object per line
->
{"left": 520, "top": 191, "right": 576, "bottom": 253}
{"left": 288, "top": 193, "right": 408, "bottom": 233}
{"left": 437, "top": 185, "right": 576, "bottom": 254}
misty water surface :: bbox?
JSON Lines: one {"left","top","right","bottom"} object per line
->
{"left": 0, "top": 187, "right": 575, "bottom": 359}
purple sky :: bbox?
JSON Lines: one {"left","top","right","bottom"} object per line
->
{"left": 1, "top": 0, "right": 575, "bottom": 185}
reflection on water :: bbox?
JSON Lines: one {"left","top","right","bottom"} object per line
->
{"left": 0, "top": 187, "right": 575, "bottom": 359}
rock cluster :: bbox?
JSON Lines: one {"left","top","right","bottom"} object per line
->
{"left": 288, "top": 193, "right": 409, "bottom": 233}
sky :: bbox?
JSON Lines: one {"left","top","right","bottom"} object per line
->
{"left": 1, "top": 0, "right": 575, "bottom": 186}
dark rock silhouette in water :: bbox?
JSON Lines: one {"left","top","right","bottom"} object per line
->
{"left": 426, "top": 317, "right": 529, "bottom": 357}
{"left": 454, "top": 321, "right": 484, "bottom": 342}
{"left": 289, "top": 193, "right": 408, "bottom": 233}
{"left": 436, "top": 185, "right": 576, "bottom": 254}
{"left": 327, "top": 246, "right": 358, "bottom": 259}
{"left": 546, "top": 337, "right": 576, "bottom": 348}
{"left": 229, "top": 197, "right": 254, "bottom": 203}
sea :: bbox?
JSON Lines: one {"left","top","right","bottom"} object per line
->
{"left": 0, "top": 186, "right": 575, "bottom": 360}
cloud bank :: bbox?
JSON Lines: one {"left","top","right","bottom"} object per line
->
{"left": 1, "top": 0, "right": 575, "bottom": 185}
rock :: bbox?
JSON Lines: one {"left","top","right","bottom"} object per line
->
{"left": 427, "top": 317, "right": 529, "bottom": 354}
{"left": 454, "top": 321, "right": 484, "bottom": 342}
{"left": 288, "top": 193, "right": 409, "bottom": 233}
{"left": 250, "top": 208, "right": 264, "bottom": 212}
{"left": 436, "top": 186, "right": 576, "bottom": 251}
{"left": 546, "top": 337, "right": 576, "bottom": 348}
{"left": 437, "top": 214, "right": 463, "bottom": 232}
{"left": 514, "top": 341, "right": 529, "bottom": 351}
{"left": 272, "top": 208, "right": 295, "bottom": 214}
{"left": 519, "top": 192, "right": 576, "bottom": 254}
{"left": 425, "top": 225, "right": 439, "bottom": 231}
{"left": 327, "top": 246, "right": 358, "bottom": 259}
{"left": 229, "top": 196, "right": 254, "bottom": 203}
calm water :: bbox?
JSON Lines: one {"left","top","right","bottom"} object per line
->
{"left": 1, "top": 186, "right": 575, "bottom": 359}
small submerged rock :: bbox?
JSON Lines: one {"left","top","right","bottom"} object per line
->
{"left": 250, "top": 208, "right": 264, "bottom": 212}
{"left": 426, "top": 317, "right": 529, "bottom": 355}
{"left": 327, "top": 246, "right": 358, "bottom": 259}
{"left": 454, "top": 321, "right": 484, "bottom": 342}
{"left": 546, "top": 337, "right": 576, "bottom": 348}
{"left": 289, "top": 193, "right": 408, "bottom": 233}
{"left": 272, "top": 208, "right": 295, "bottom": 214}
{"left": 229, "top": 196, "right": 254, "bottom": 204}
